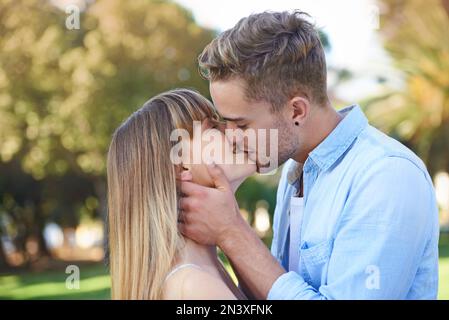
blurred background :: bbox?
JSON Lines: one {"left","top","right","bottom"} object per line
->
{"left": 0, "top": 0, "right": 448, "bottom": 299}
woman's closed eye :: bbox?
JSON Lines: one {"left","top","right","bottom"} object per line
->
{"left": 209, "top": 115, "right": 226, "bottom": 130}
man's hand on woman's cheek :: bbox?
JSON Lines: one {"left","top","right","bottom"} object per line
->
{"left": 178, "top": 163, "right": 243, "bottom": 246}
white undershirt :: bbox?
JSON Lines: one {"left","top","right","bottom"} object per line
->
{"left": 289, "top": 196, "right": 304, "bottom": 272}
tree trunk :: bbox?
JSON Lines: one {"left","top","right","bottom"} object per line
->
{"left": 0, "top": 238, "right": 11, "bottom": 271}
{"left": 33, "top": 205, "right": 51, "bottom": 259}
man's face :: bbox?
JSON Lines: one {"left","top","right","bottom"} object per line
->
{"left": 210, "top": 78, "right": 299, "bottom": 173}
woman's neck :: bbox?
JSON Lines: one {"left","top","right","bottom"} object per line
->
{"left": 176, "top": 181, "right": 241, "bottom": 267}
{"left": 179, "top": 237, "right": 218, "bottom": 266}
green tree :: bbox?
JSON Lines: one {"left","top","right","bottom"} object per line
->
{"left": 365, "top": 0, "right": 449, "bottom": 175}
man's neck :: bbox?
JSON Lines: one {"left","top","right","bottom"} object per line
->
{"left": 293, "top": 105, "right": 343, "bottom": 163}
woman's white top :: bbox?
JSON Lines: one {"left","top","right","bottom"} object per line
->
{"left": 164, "top": 263, "right": 202, "bottom": 282}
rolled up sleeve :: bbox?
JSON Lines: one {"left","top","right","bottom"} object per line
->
{"left": 268, "top": 271, "right": 328, "bottom": 300}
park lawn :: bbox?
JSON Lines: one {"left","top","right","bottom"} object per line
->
{"left": 439, "top": 255, "right": 449, "bottom": 299}
{"left": 0, "top": 235, "right": 448, "bottom": 300}
{"left": 438, "top": 233, "right": 449, "bottom": 300}
{"left": 0, "top": 263, "right": 111, "bottom": 300}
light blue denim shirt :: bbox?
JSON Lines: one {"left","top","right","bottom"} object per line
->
{"left": 268, "top": 105, "right": 439, "bottom": 300}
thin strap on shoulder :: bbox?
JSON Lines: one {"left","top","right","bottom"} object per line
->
{"left": 164, "top": 263, "right": 202, "bottom": 282}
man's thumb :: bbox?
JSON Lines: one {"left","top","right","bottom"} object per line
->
{"left": 206, "top": 162, "right": 231, "bottom": 191}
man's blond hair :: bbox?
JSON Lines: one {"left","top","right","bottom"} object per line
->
{"left": 199, "top": 10, "right": 328, "bottom": 110}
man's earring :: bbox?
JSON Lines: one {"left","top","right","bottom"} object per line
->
{"left": 294, "top": 121, "right": 299, "bottom": 126}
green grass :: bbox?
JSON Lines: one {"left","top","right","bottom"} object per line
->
{"left": 0, "top": 235, "right": 448, "bottom": 299}
{"left": 438, "top": 233, "right": 449, "bottom": 300}
{"left": 0, "top": 263, "right": 110, "bottom": 300}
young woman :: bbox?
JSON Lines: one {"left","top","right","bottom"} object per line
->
{"left": 107, "top": 88, "right": 256, "bottom": 299}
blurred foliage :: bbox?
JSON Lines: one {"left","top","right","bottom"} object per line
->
{"left": 236, "top": 174, "right": 279, "bottom": 222}
{"left": 0, "top": 0, "right": 213, "bottom": 178}
{"left": 0, "top": 0, "right": 216, "bottom": 268}
{"left": 365, "top": 0, "right": 449, "bottom": 175}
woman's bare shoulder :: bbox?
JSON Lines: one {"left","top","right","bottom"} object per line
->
{"left": 162, "top": 266, "right": 237, "bottom": 300}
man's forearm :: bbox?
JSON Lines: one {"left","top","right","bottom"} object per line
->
{"left": 230, "top": 260, "right": 257, "bottom": 300}
{"left": 218, "top": 216, "right": 286, "bottom": 299}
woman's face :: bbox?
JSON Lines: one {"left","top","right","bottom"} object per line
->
{"left": 181, "top": 119, "right": 256, "bottom": 188}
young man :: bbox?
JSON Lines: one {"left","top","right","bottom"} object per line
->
{"left": 178, "top": 11, "right": 439, "bottom": 299}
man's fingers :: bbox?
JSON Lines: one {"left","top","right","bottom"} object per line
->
{"left": 180, "top": 180, "right": 205, "bottom": 196}
{"left": 178, "top": 221, "right": 187, "bottom": 236}
{"left": 178, "top": 198, "right": 195, "bottom": 212}
{"left": 178, "top": 221, "right": 195, "bottom": 239}
{"left": 177, "top": 170, "right": 192, "bottom": 181}
{"left": 177, "top": 209, "right": 185, "bottom": 223}
{"left": 206, "top": 163, "right": 231, "bottom": 191}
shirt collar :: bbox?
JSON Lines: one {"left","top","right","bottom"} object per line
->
{"left": 287, "top": 105, "right": 368, "bottom": 185}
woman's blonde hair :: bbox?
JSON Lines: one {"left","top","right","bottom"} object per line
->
{"left": 107, "top": 88, "right": 217, "bottom": 299}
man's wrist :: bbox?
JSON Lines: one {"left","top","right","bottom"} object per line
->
{"left": 217, "top": 210, "right": 249, "bottom": 253}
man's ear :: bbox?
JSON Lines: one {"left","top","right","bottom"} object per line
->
{"left": 289, "top": 96, "right": 310, "bottom": 126}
